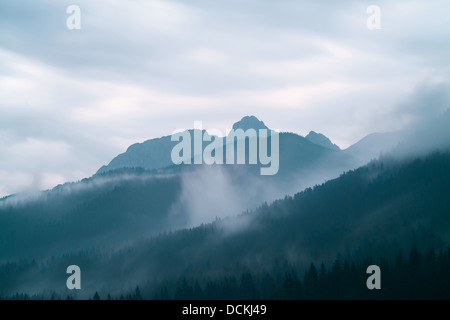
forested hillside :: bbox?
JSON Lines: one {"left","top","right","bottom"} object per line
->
{"left": 1, "top": 151, "right": 449, "bottom": 298}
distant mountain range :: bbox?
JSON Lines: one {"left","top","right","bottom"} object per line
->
{"left": 97, "top": 115, "right": 271, "bottom": 174}
{"left": 97, "top": 115, "right": 399, "bottom": 176}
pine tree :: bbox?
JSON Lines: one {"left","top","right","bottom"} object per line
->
{"left": 134, "top": 286, "right": 143, "bottom": 300}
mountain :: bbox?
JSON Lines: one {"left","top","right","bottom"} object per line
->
{"left": 97, "top": 115, "right": 355, "bottom": 185}
{"left": 97, "top": 116, "right": 269, "bottom": 174}
{"left": 343, "top": 131, "right": 402, "bottom": 165}
{"left": 97, "top": 114, "right": 418, "bottom": 185}
{"left": 97, "top": 135, "right": 176, "bottom": 174}
{"left": 93, "top": 116, "right": 359, "bottom": 220}
{"left": 2, "top": 150, "right": 450, "bottom": 298}
{"left": 98, "top": 116, "right": 333, "bottom": 174}
{"left": 232, "top": 115, "right": 268, "bottom": 131}
{"left": 2, "top": 112, "right": 449, "bottom": 265}
{"left": 305, "top": 131, "right": 340, "bottom": 151}
{"left": 114, "top": 150, "right": 450, "bottom": 285}
{"left": 0, "top": 112, "right": 450, "bottom": 298}
{"left": 343, "top": 109, "right": 450, "bottom": 165}
{"left": 0, "top": 116, "right": 347, "bottom": 261}
{"left": 0, "top": 168, "right": 184, "bottom": 261}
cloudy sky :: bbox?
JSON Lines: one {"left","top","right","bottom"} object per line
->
{"left": 0, "top": 0, "right": 449, "bottom": 197}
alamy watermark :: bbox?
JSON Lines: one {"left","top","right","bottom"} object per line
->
{"left": 66, "top": 4, "right": 381, "bottom": 31}
{"left": 170, "top": 121, "right": 279, "bottom": 175}
{"left": 367, "top": 5, "right": 381, "bottom": 30}
{"left": 66, "top": 5, "right": 81, "bottom": 30}
{"left": 366, "top": 265, "right": 381, "bottom": 289}
{"left": 66, "top": 265, "right": 81, "bottom": 290}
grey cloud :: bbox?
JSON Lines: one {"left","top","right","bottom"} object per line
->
{"left": 397, "top": 82, "right": 450, "bottom": 120}
{"left": 1, "top": 0, "right": 450, "bottom": 195}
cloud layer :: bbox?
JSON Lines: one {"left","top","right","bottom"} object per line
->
{"left": 1, "top": 0, "right": 449, "bottom": 196}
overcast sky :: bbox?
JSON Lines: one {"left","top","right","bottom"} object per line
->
{"left": 1, "top": 0, "right": 449, "bottom": 197}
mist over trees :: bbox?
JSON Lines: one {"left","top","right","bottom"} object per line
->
{"left": 1, "top": 149, "right": 449, "bottom": 299}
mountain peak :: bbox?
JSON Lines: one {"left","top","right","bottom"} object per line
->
{"left": 232, "top": 116, "right": 269, "bottom": 131}
{"left": 305, "top": 131, "right": 340, "bottom": 151}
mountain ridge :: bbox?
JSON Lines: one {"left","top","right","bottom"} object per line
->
{"left": 306, "top": 130, "right": 341, "bottom": 151}
{"left": 97, "top": 115, "right": 344, "bottom": 174}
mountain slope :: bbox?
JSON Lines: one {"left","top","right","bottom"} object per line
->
{"left": 97, "top": 135, "right": 176, "bottom": 174}
{"left": 2, "top": 112, "right": 449, "bottom": 265}
{"left": 122, "top": 150, "right": 450, "bottom": 276}
{"left": 343, "top": 109, "right": 450, "bottom": 165}
{"left": 2, "top": 150, "right": 450, "bottom": 297}
{"left": 306, "top": 131, "right": 340, "bottom": 151}
{"left": 0, "top": 116, "right": 354, "bottom": 262}
{"left": 0, "top": 168, "right": 184, "bottom": 261}
{"left": 343, "top": 132, "right": 401, "bottom": 165}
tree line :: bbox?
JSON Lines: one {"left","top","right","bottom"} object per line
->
{"left": 2, "top": 245, "right": 450, "bottom": 300}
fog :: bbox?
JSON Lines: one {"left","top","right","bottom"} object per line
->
{"left": 392, "top": 109, "right": 450, "bottom": 160}
{"left": 1, "top": 108, "right": 450, "bottom": 297}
